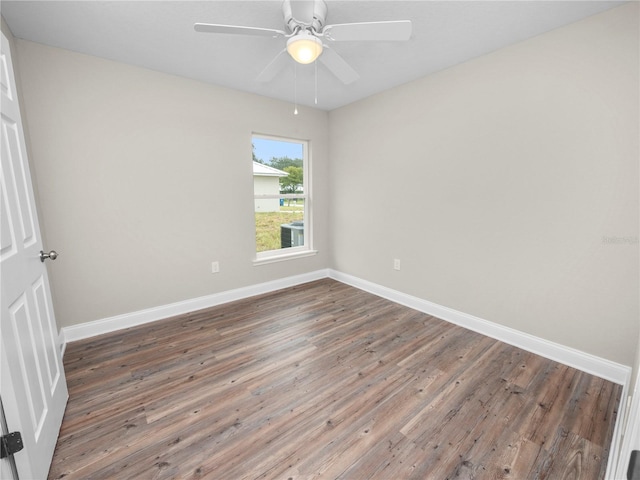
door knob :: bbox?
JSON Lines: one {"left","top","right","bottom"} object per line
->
{"left": 39, "top": 250, "right": 58, "bottom": 262}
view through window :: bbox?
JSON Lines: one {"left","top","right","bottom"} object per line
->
{"left": 252, "top": 135, "right": 309, "bottom": 259}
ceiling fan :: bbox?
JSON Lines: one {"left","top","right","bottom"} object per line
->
{"left": 194, "top": 0, "right": 412, "bottom": 85}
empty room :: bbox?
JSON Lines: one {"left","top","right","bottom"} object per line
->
{"left": 0, "top": 1, "right": 638, "bottom": 479}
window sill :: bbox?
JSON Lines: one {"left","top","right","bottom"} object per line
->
{"left": 253, "top": 250, "right": 318, "bottom": 266}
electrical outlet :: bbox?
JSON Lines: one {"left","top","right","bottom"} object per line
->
{"left": 211, "top": 261, "right": 220, "bottom": 274}
{"left": 393, "top": 259, "right": 401, "bottom": 271}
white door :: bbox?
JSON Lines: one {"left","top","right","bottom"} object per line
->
{"left": 616, "top": 367, "right": 640, "bottom": 479}
{"left": 0, "top": 31, "right": 68, "bottom": 480}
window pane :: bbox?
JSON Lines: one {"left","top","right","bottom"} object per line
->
{"left": 252, "top": 136, "right": 307, "bottom": 255}
{"left": 255, "top": 200, "right": 305, "bottom": 253}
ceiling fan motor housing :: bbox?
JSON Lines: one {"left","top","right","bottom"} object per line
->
{"left": 283, "top": 0, "right": 327, "bottom": 33}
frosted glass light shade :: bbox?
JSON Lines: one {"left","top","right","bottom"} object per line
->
{"left": 287, "top": 33, "right": 323, "bottom": 64}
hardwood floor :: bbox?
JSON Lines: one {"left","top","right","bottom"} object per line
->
{"left": 50, "top": 279, "right": 622, "bottom": 479}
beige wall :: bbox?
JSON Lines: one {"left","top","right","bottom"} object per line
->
{"left": 14, "top": 40, "right": 330, "bottom": 328}
{"left": 8, "top": 5, "right": 639, "bottom": 368}
{"left": 328, "top": 4, "right": 639, "bottom": 366}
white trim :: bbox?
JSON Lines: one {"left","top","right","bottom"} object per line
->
{"left": 62, "top": 269, "right": 329, "bottom": 343}
{"left": 608, "top": 378, "right": 631, "bottom": 480}
{"left": 615, "top": 369, "right": 640, "bottom": 479}
{"left": 62, "top": 268, "right": 631, "bottom": 384}
{"left": 253, "top": 249, "right": 318, "bottom": 266}
{"left": 254, "top": 194, "right": 305, "bottom": 200}
{"left": 328, "top": 270, "right": 630, "bottom": 385}
{"left": 59, "top": 268, "right": 632, "bottom": 478}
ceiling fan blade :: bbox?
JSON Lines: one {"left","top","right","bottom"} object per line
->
{"left": 319, "top": 47, "right": 359, "bottom": 85}
{"left": 256, "top": 49, "right": 289, "bottom": 83}
{"left": 194, "top": 23, "right": 286, "bottom": 38}
{"left": 322, "top": 20, "right": 412, "bottom": 42}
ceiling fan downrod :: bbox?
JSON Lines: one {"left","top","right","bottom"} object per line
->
{"left": 282, "top": 0, "right": 328, "bottom": 35}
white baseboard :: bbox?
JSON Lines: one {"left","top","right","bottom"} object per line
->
{"left": 328, "top": 270, "right": 630, "bottom": 386}
{"left": 60, "top": 267, "right": 633, "bottom": 479}
{"left": 62, "top": 269, "right": 330, "bottom": 343}
{"left": 63, "top": 267, "right": 630, "bottom": 385}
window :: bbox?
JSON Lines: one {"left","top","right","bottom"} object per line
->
{"left": 252, "top": 134, "right": 313, "bottom": 262}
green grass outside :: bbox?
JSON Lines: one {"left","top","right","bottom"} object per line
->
{"left": 255, "top": 210, "right": 304, "bottom": 252}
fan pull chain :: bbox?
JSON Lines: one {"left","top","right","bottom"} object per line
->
{"left": 314, "top": 60, "right": 318, "bottom": 105}
{"left": 294, "top": 63, "right": 298, "bottom": 115}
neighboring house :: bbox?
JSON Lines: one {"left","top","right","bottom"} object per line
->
{"left": 253, "top": 161, "right": 288, "bottom": 212}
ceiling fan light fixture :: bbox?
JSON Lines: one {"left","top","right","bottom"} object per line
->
{"left": 287, "top": 33, "right": 323, "bottom": 64}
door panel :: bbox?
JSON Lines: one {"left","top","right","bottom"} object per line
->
{"left": 9, "top": 293, "right": 47, "bottom": 436}
{"left": 34, "top": 277, "right": 63, "bottom": 389}
{"left": 3, "top": 119, "right": 36, "bottom": 246}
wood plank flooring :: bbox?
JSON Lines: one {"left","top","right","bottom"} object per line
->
{"left": 49, "top": 279, "right": 622, "bottom": 479}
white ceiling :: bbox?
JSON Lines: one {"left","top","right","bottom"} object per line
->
{"left": 1, "top": 0, "right": 625, "bottom": 111}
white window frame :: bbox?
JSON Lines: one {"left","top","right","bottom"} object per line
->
{"left": 252, "top": 133, "right": 315, "bottom": 265}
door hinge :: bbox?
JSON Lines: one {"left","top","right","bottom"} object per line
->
{"left": 0, "top": 432, "right": 23, "bottom": 459}
{"left": 629, "top": 450, "right": 640, "bottom": 480}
